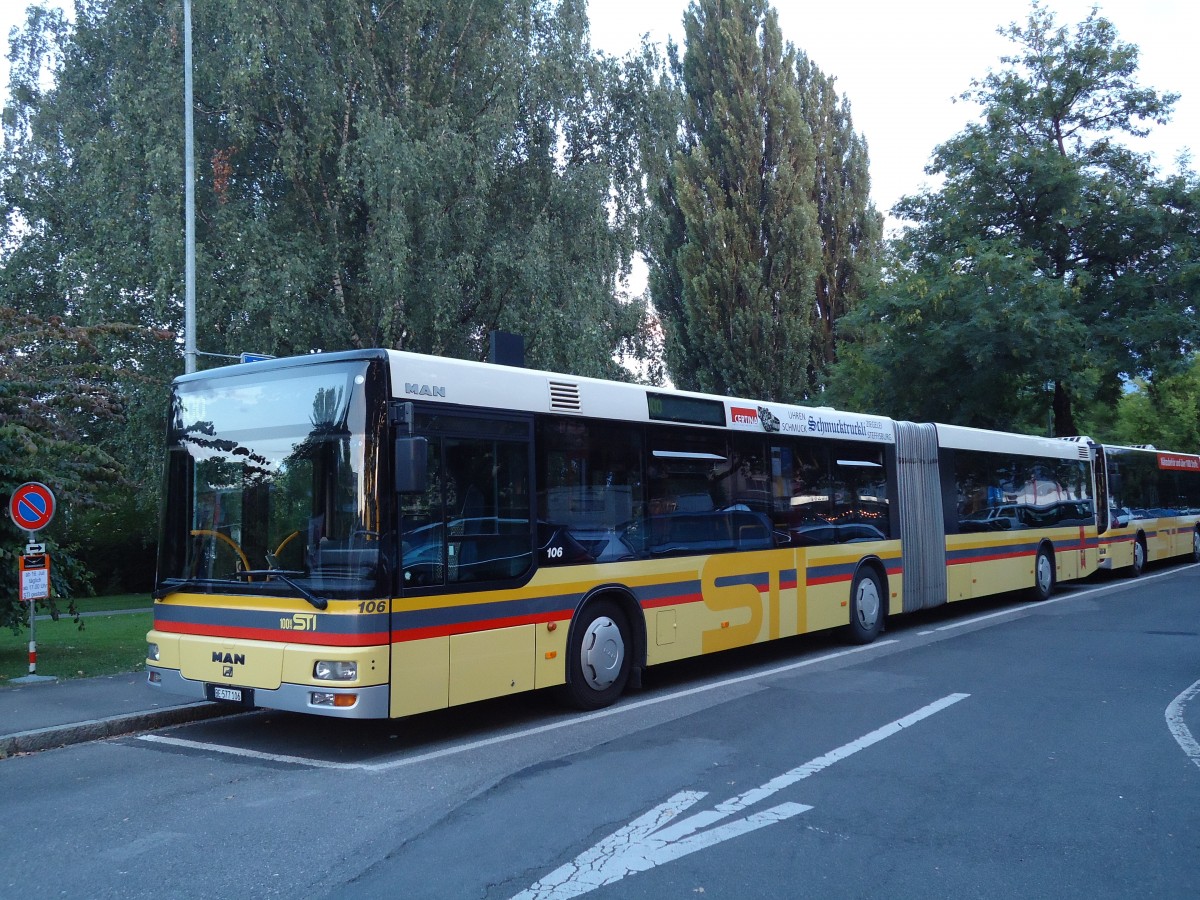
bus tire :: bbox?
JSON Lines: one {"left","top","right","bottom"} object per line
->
{"left": 1030, "top": 545, "right": 1055, "bottom": 601}
{"left": 563, "top": 600, "right": 631, "bottom": 711}
{"left": 847, "top": 567, "right": 884, "bottom": 644}
{"left": 1191, "top": 530, "right": 1200, "bottom": 564}
{"left": 1129, "top": 535, "right": 1146, "bottom": 578}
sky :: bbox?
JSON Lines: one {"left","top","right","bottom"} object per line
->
{"left": 0, "top": 0, "right": 1195, "bottom": 220}
{"left": 587, "top": 0, "right": 1198, "bottom": 219}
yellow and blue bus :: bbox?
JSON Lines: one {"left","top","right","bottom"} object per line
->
{"left": 1096, "top": 444, "right": 1200, "bottom": 575}
{"left": 144, "top": 349, "right": 1183, "bottom": 719}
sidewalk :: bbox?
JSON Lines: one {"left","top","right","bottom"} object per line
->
{"left": 0, "top": 670, "right": 236, "bottom": 757}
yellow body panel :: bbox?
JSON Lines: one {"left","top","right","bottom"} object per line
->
{"left": 390, "top": 637, "right": 449, "bottom": 718}
{"left": 449, "top": 625, "right": 534, "bottom": 707}
{"left": 178, "top": 634, "right": 284, "bottom": 688}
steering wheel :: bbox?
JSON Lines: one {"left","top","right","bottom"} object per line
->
{"left": 190, "top": 529, "right": 251, "bottom": 574}
{"left": 274, "top": 530, "right": 302, "bottom": 557}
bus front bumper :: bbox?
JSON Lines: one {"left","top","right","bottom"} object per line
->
{"left": 146, "top": 665, "right": 390, "bottom": 719}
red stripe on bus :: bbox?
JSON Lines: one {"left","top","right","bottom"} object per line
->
{"left": 392, "top": 609, "right": 572, "bottom": 643}
{"left": 154, "top": 621, "right": 389, "bottom": 646}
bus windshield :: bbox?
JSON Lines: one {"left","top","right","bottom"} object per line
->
{"left": 156, "top": 359, "right": 388, "bottom": 600}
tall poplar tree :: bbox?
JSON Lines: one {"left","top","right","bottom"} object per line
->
{"left": 645, "top": 0, "right": 819, "bottom": 402}
{"left": 795, "top": 52, "right": 881, "bottom": 385}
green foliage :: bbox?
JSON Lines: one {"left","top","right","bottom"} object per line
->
{"left": 3, "top": 0, "right": 654, "bottom": 377}
{"left": 795, "top": 52, "right": 882, "bottom": 385}
{"left": 1109, "top": 359, "right": 1200, "bottom": 451}
{"left": 643, "top": 0, "right": 878, "bottom": 401}
{"left": 0, "top": 1, "right": 668, "bottom": 600}
{"left": 832, "top": 2, "right": 1199, "bottom": 435}
{"left": 0, "top": 310, "right": 162, "bottom": 631}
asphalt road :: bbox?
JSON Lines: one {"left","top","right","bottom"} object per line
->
{"left": 2, "top": 564, "right": 1199, "bottom": 899}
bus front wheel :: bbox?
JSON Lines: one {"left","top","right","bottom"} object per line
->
{"left": 1129, "top": 536, "right": 1146, "bottom": 578}
{"left": 847, "top": 568, "right": 884, "bottom": 644}
{"left": 564, "top": 600, "right": 631, "bottom": 711}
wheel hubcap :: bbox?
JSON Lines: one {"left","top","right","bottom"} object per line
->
{"left": 1038, "top": 554, "right": 1053, "bottom": 592}
{"left": 579, "top": 616, "right": 624, "bottom": 691}
{"left": 855, "top": 579, "right": 880, "bottom": 630}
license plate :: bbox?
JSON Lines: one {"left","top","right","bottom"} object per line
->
{"left": 206, "top": 684, "right": 254, "bottom": 705}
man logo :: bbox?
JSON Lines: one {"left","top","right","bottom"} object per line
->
{"left": 404, "top": 382, "right": 446, "bottom": 398}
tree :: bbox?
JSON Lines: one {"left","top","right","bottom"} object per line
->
{"left": 795, "top": 52, "right": 881, "bottom": 387}
{"left": 1, "top": 1, "right": 662, "bottom": 594}
{"left": 643, "top": 0, "right": 820, "bottom": 402}
{"left": 1110, "top": 358, "right": 1200, "bottom": 452}
{"left": 2, "top": 0, "right": 655, "bottom": 374}
{"left": 832, "top": 2, "right": 1198, "bottom": 435}
{"left": 0, "top": 310, "right": 163, "bottom": 631}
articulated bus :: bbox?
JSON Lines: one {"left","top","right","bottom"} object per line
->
{"left": 1097, "top": 444, "right": 1200, "bottom": 575}
{"left": 145, "top": 349, "right": 1200, "bottom": 718}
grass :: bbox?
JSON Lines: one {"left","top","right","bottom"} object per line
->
{"left": 1, "top": 594, "right": 153, "bottom": 685}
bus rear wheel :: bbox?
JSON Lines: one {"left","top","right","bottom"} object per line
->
{"left": 1191, "top": 530, "right": 1200, "bottom": 564}
{"left": 1030, "top": 546, "right": 1055, "bottom": 601}
{"left": 847, "top": 568, "right": 884, "bottom": 644}
{"left": 1129, "top": 536, "right": 1146, "bottom": 578}
{"left": 563, "top": 600, "right": 631, "bottom": 711}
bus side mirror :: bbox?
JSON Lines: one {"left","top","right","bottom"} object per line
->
{"left": 395, "top": 437, "right": 429, "bottom": 494}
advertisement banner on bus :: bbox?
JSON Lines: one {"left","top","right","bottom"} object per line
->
{"left": 1157, "top": 452, "right": 1200, "bottom": 472}
{"left": 729, "top": 404, "right": 894, "bottom": 444}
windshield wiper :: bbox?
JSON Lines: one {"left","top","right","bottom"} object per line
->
{"left": 153, "top": 578, "right": 206, "bottom": 601}
{"left": 231, "top": 569, "right": 329, "bottom": 611}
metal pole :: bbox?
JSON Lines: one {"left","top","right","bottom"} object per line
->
{"left": 25, "top": 531, "right": 37, "bottom": 676}
{"left": 183, "top": 0, "right": 197, "bottom": 374}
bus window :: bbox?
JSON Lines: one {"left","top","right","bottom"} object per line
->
{"left": 771, "top": 440, "right": 834, "bottom": 545}
{"left": 399, "top": 427, "right": 533, "bottom": 589}
{"left": 536, "top": 418, "right": 642, "bottom": 563}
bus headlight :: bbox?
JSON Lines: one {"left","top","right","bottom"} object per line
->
{"left": 314, "top": 660, "right": 357, "bottom": 681}
{"left": 147, "top": 642, "right": 160, "bottom": 662}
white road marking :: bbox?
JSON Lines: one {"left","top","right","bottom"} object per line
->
{"left": 1165, "top": 678, "right": 1200, "bottom": 772}
{"left": 511, "top": 693, "right": 970, "bottom": 900}
{"left": 926, "top": 563, "right": 1197, "bottom": 634}
{"left": 137, "top": 641, "right": 898, "bottom": 770}
{"left": 139, "top": 734, "right": 362, "bottom": 769}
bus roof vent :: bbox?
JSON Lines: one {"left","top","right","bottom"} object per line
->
{"left": 1077, "top": 445, "right": 1090, "bottom": 460}
{"left": 548, "top": 380, "right": 582, "bottom": 412}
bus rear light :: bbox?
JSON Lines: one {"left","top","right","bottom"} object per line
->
{"left": 314, "top": 660, "right": 357, "bottom": 681}
{"left": 147, "top": 670, "right": 161, "bottom": 684}
{"left": 311, "top": 692, "right": 358, "bottom": 709}
{"left": 147, "top": 642, "right": 160, "bottom": 661}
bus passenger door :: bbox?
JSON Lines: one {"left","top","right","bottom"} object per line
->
{"left": 391, "top": 409, "right": 536, "bottom": 717}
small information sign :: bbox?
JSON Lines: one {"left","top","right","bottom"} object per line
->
{"left": 19, "top": 553, "right": 50, "bottom": 602}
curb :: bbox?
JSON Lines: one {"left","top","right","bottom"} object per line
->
{"left": 0, "top": 701, "right": 242, "bottom": 758}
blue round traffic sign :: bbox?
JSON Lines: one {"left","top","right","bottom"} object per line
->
{"left": 9, "top": 482, "right": 56, "bottom": 532}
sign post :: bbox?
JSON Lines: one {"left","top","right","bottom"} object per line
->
{"left": 9, "top": 482, "right": 57, "bottom": 684}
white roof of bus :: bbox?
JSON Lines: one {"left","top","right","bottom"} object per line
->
{"left": 936, "top": 423, "right": 1090, "bottom": 460}
{"left": 385, "top": 349, "right": 896, "bottom": 444}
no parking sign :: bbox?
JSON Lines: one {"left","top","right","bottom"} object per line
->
{"left": 9, "top": 482, "right": 56, "bottom": 533}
